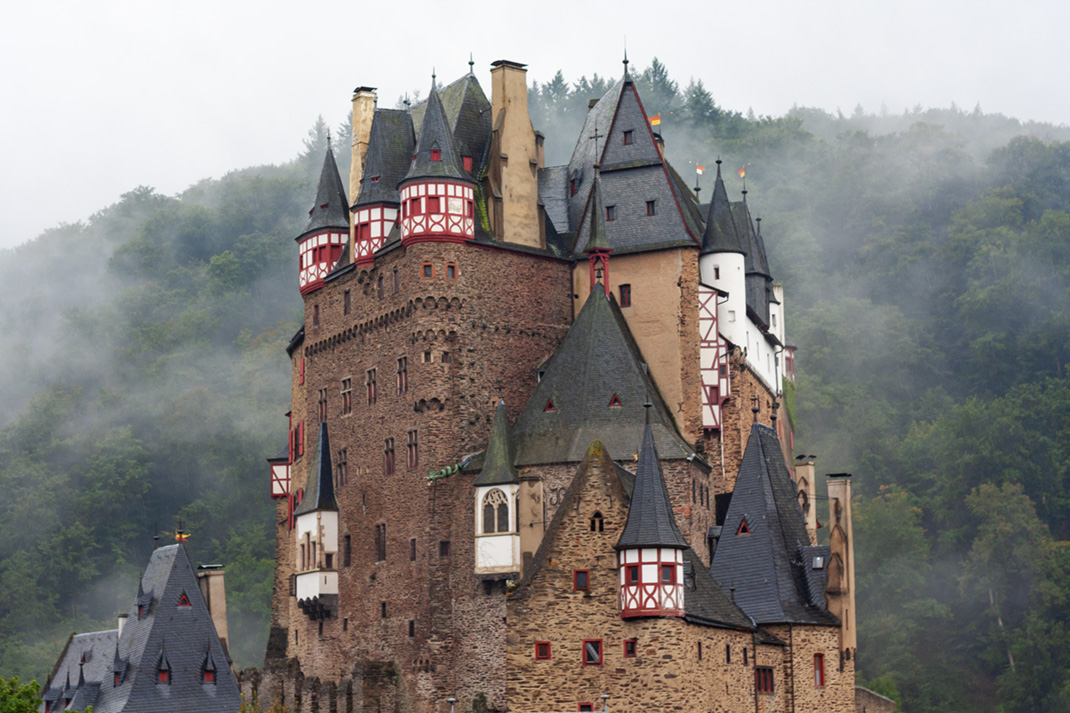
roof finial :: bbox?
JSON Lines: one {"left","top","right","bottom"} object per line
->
{"left": 432, "top": 67, "right": 437, "bottom": 87}
{"left": 327, "top": 128, "right": 332, "bottom": 150}
{"left": 643, "top": 398, "right": 653, "bottom": 425}
{"left": 742, "top": 180, "right": 748, "bottom": 201}
{"left": 468, "top": 53, "right": 474, "bottom": 74}
{"left": 153, "top": 525, "right": 159, "bottom": 550}
{"left": 751, "top": 393, "right": 760, "bottom": 425}
{"left": 623, "top": 42, "right": 630, "bottom": 75}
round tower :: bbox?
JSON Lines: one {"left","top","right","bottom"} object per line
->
{"left": 297, "top": 146, "right": 350, "bottom": 294}
{"left": 616, "top": 415, "right": 689, "bottom": 618}
{"left": 399, "top": 77, "right": 476, "bottom": 245}
{"left": 698, "top": 160, "right": 747, "bottom": 347}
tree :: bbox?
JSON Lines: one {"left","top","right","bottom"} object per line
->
{"left": 0, "top": 677, "right": 41, "bottom": 713}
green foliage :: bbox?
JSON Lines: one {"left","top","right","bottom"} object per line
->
{"left": 0, "top": 677, "right": 42, "bottom": 713}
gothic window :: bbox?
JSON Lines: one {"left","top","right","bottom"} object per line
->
{"left": 397, "top": 357, "right": 408, "bottom": 394}
{"left": 814, "top": 653, "right": 825, "bottom": 687}
{"left": 482, "top": 488, "right": 511, "bottom": 534}
{"left": 590, "top": 512, "right": 604, "bottom": 532}
{"left": 341, "top": 379, "right": 352, "bottom": 416}
{"left": 407, "top": 430, "right": 418, "bottom": 470}
{"left": 582, "top": 639, "right": 602, "bottom": 666}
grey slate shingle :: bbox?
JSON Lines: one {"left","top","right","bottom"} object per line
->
{"left": 294, "top": 422, "right": 338, "bottom": 516}
{"left": 404, "top": 82, "right": 469, "bottom": 183}
{"left": 616, "top": 421, "right": 689, "bottom": 549}
{"left": 301, "top": 147, "right": 349, "bottom": 239}
{"left": 354, "top": 109, "right": 415, "bottom": 207}
{"left": 472, "top": 399, "right": 519, "bottom": 487}
{"left": 701, "top": 164, "right": 746, "bottom": 255}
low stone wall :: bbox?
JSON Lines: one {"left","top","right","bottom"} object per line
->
{"left": 856, "top": 686, "right": 896, "bottom": 713}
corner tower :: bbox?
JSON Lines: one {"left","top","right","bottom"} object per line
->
{"left": 297, "top": 147, "right": 349, "bottom": 294}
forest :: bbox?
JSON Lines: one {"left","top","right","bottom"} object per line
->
{"left": 1, "top": 59, "right": 1069, "bottom": 713}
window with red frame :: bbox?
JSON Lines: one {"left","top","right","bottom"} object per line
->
{"left": 814, "top": 653, "right": 825, "bottom": 687}
{"left": 535, "top": 642, "right": 551, "bottom": 660}
{"left": 661, "top": 564, "right": 675, "bottom": 584}
{"left": 203, "top": 670, "right": 215, "bottom": 684}
{"left": 341, "top": 378, "right": 352, "bottom": 415}
{"left": 606, "top": 205, "right": 616, "bottom": 221}
{"left": 625, "top": 564, "right": 640, "bottom": 583}
{"left": 366, "top": 369, "right": 377, "bottom": 405}
{"left": 157, "top": 669, "right": 169, "bottom": 685}
{"left": 384, "top": 438, "right": 395, "bottom": 475}
{"left": 623, "top": 130, "right": 634, "bottom": 145}
{"left": 177, "top": 592, "right": 191, "bottom": 607}
{"left": 619, "top": 284, "right": 631, "bottom": 307}
{"left": 579, "top": 705, "right": 594, "bottom": 712}
{"left": 623, "top": 639, "right": 637, "bottom": 658}
{"left": 317, "top": 388, "right": 328, "bottom": 422}
{"left": 430, "top": 149, "right": 441, "bottom": 162}
{"left": 573, "top": 569, "right": 589, "bottom": 592}
{"left": 463, "top": 156, "right": 473, "bottom": 171}
{"left": 756, "top": 666, "right": 774, "bottom": 694}
{"left": 646, "top": 200, "right": 657, "bottom": 216}
{"left": 582, "top": 639, "right": 602, "bottom": 666}
{"left": 422, "top": 263, "right": 433, "bottom": 279}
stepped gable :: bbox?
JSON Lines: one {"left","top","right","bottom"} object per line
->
{"left": 511, "top": 286, "right": 692, "bottom": 465}
{"left": 701, "top": 164, "right": 746, "bottom": 255}
{"left": 616, "top": 421, "right": 688, "bottom": 549}
{"left": 302, "top": 146, "right": 349, "bottom": 238}
{"left": 42, "top": 629, "right": 118, "bottom": 708}
{"left": 354, "top": 109, "right": 415, "bottom": 207}
{"left": 566, "top": 76, "right": 699, "bottom": 255}
{"left": 404, "top": 81, "right": 468, "bottom": 182}
{"left": 473, "top": 399, "right": 519, "bottom": 486}
{"left": 710, "top": 424, "right": 839, "bottom": 626}
{"left": 294, "top": 422, "right": 337, "bottom": 515}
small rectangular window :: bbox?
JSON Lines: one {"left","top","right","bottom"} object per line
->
{"left": 381, "top": 602, "right": 387, "bottom": 618}
{"left": 623, "top": 639, "right": 637, "bottom": 658}
{"left": 606, "top": 205, "right": 616, "bottom": 221}
{"left": 814, "top": 653, "right": 825, "bottom": 687}
{"left": 446, "top": 263, "right": 457, "bottom": 280}
{"left": 442, "top": 351, "right": 451, "bottom": 363}
{"left": 582, "top": 639, "right": 602, "bottom": 666}
{"left": 463, "top": 156, "right": 473, "bottom": 171}
{"left": 422, "top": 263, "right": 434, "bottom": 279}
{"left": 344, "top": 289, "right": 351, "bottom": 315}
{"left": 367, "top": 369, "right": 377, "bottom": 405}
{"left": 407, "top": 430, "right": 419, "bottom": 470}
{"left": 646, "top": 200, "right": 656, "bottom": 216}
{"left": 375, "top": 523, "right": 386, "bottom": 561}
{"left": 408, "top": 620, "right": 415, "bottom": 637}
{"left": 626, "top": 564, "right": 640, "bottom": 583}
{"left": 726, "top": 644, "right": 732, "bottom": 663}
{"left": 573, "top": 569, "right": 590, "bottom": 592}
{"left": 623, "top": 130, "right": 634, "bottom": 145}
{"left": 410, "top": 538, "right": 417, "bottom": 562}
{"left": 619, "top": 284, "right": 631, "bottom": 308}
{"left": 392, "top": 269, "right": 399, "bottom": 293}
{"left": 756, "top": 666, "right": 774, "bottom": 694}
{"left": 384, "top": 438, "right": 395, "bottom": 475}
{"left": 344, "top": 535, "right": 351, "bottom": 567}
{"left": 579, "top": 705, "right": 594, "bottom": 712}
{"left": 714, "top": 266, "right": 720, "bottom": 280}
{"left": 313, "top": 304, "right": 320, "bottom": 326}
{"left": 299, "top": 357, "right": 304, "bottom": 384}
{"left": 341, "top": 378, "right": 352, "bottom": 416}
{"left": 439, "top": 540, "right": 451, "bottom": 558}
{"left": 318, "top": 388, "right": 328, "bottom": 422}
{"left": 397, "top": 357, "right": 408, "bottom": 394}
{"left": 660, "top": 564, "right": 675, "bottom": 584}
{"left": 423, "top": 351, "right": 432, "bottom": 363}
{"left": 535, "top": 642, "right": 551, "bottom": 660}
{"left": 430, "top": 149, "right": 441, "bottom": 162}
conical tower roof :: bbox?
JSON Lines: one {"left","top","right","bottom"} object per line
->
{"left": 354, "top": 109, "right": 415, "bottom": 207}
{"left": 616, "top": 420, "right": 689, "bottom": 549}
{"left": 472, "top": 399, "right": 519, "bottom": 486}
{"left": 404, "top": 80, "right": 468, "bottom": 182}
{"left": 701, "top": 162, "right": 746, "bottom": 255}
{"left": 579, "top": 170, "right": 611, "bottom": 253}
{"left": 294, "top": 423, "right": 338, "bottom": 515}
{"left": 304, "top": 146, "right": 350, "bottom": 235}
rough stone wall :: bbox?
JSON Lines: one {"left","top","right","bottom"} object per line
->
{"left": 717, "top": 348, "right": 780, "bottom": 493}
{"left": 506, "top": 444, "right": 759, "bottom": 713}
{"left": 273, "top": 240, "right": 571, "bottom": 713}
{"left": 759, "top": 625, "right": 856, "bottom": 713}
{"left": 856, "top": 685, "right": 896, "bottom": 713}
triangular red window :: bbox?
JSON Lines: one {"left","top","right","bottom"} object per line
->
{"left": 177, "top": 592, "right": 191, "bottom": 607}
{"left": 736, "top": 519, "right": 751, "bottom": 535}
{"left": 544, "top": 399, "right": 557, "bottom": 413}
{"left": 608, "top": 394, "right": 622, "bottom": 408}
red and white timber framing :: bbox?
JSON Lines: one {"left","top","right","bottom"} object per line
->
{"left": 353, "top": 204, "right": 398, "bottom": 265}
{"left": 699, "top": 284, "right": 731, "bottom": 430}
{"left": 618, "top": 547, "right": 685, "bottom": 618}
{"left": 269, "top": 459, "right": 290, "bottom": 499}
{"left": 399, "top": 181, "right": 475, "bottom": 244}
{"left": 298, "top": 231, "right": 346, "bottom": 294}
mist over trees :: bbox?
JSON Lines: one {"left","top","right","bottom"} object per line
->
{"left": 2, "top": 60, "right": 1069, "bottom": 712}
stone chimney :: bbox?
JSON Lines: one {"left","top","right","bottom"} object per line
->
{"left": 825, "top": 473, "right": 857, "bottom": 659}
{"left": 117, "top": 613, "right": 127, "bottom": 638}
{"left": 349, "top": 87, "right": 377, "bottom": 257}
{"left": 487, "top": 60, "right": 541, "bottom": 248}
{"left": 197, "top": 564, "right": 232, "bottom": 663}
{"left": 794, "top": 456, "right": 818, "bottom": 545}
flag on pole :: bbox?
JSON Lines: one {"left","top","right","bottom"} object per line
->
{"left": 696, "top": 164, "right": 706, "bottom": 175}
{"left": 175, "top": 532, "right": 190, "bottom": 542}
{"left": 738, "top": 164, "right": 749, "bottom": 179}
{"left": 649, "top": 114, "right": 661, "bottom": 126}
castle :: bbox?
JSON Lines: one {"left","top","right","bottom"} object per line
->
{"left": 251, "top": 57, "right": 862, "bottom": 713}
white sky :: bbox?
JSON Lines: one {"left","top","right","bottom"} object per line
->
{"left": 1, "top": 0, "right": 1066, "bottom": 249}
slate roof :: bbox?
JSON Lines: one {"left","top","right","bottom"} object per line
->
{"left": 510, "top": 286, "right": 693, "bottom": 465}
{"left": 354, "top": 109, "right": 415, "bottom": 207}
{"left": 301, "top": 146, "right": 349, "bottom": 238}
{"left": 577, "top": 170, "right": 610, "bottom": 253}
{"left": 710, "top": 424, "right": 840, "bottom": 626}
{"left": 538, "top": 165, "right": 570, "bottom": 235}
{"left": 681, "top": 548, "right": 756, "bottom": 630}
{"left": 701, "top": 163, "right": 746, "bottom": 255}
{"left": 294, "top": 422, "right": 338, "bottom": 516}
{"left": 472, "top": 399, "right": 520, "bottom": 487}
{"left": 41, "top": 629, "right": 118, "bottom": 710}
{"left": 42, "top": 545, "right": 240, "bottom": 713}
{"left": 404, "top": 81, "right": 469, "bottom": 183}
{"left": 617, "top": 420, "right": 688, "bottom": 549}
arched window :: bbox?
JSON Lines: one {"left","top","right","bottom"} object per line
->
{"left": 590, "top": 512, "right": 604, "bottom": 533}
{"left": 482, "top": 489, "right": 510, "bottom": 534}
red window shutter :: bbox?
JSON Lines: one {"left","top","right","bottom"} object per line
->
{"left": 299, "top": 358, "right": 305, "bottom": 384}
{"left": 463, "top": 156, "right": 473, "bottom": 171}
{"left": 298, "top": 422, "right": 304, "bottom": 456}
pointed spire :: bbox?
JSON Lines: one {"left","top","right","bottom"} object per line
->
{"left": 616, "top": 421, "right": 689, "bottom": 549}
{"left": 623, "top": 46, "right": 630, "bottom": 77}
{"left": 403, "top": 77, "right": 468, "bottom": 182}
{"left": 581, "top": 169, "right": 611, "bottom": 254}
{"left": 701, "top": 159, "right": 745, "bottom": 255}
{"left": 305, "top": 146, "right": 350, "bottom": 233}
{"left": 294, "top": 422, "right": 338, "bottom": 515}
{"left": 473, "top": 399, "right": 519, "bottom": 486}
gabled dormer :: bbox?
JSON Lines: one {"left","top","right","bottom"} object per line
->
{"left": 293, "top": 422, "right": 339, "bottom": 620}
{"left": 297, "top": 146, "right": 349, "bottom": 294}
{"left": 399, "top": 79, "right": 476, "bottom": 246}
{"left": 473, "top": 398, "right": 521, "bottom": 577}
{"left": 616, "top": 416, "right": 689, "bottom": 618}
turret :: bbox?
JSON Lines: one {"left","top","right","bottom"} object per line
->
{"left": 580, "top": 168, "right": 612, "bottom": 296}
{"left": 616, "top": 412, "right": 689, "bottom": 618}
{"left": 473, "top": 399, "right": 521, "bottom": 577}
{"left": 293, "top": 423, "right": 339, "bottom": 620}
{"left": 794, "top": 455, "right": 818, "bottom": 545}
{"left": 352, "top": 109, "right": 414, "bottom": 266}
{"left": 297, "top": 146, "right": 349, "bottom": 294}
{"left": 399, "top": 77, "right": 476, "bottom": 245}
{"left": 826, "top": 473, "right": 857, "bottom": 661}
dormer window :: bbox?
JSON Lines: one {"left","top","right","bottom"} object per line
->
{"left": 430, "top": 149, "right": 441, "bottom": 162}
{"left": 608, "top": 394, "right": 622, "bottom": 408}
{"left": 463, "top": 156, "right": 473, "bottom": 171}
{"left": 137, "top": 605, "right": 144, "bottom": 619}
{"left": 606, "top": 205, "right": 616, "bottom": 221}
{"left": 203, "top": 670, "right": 216, "bottom": 684}
{"left": 157, "top": 669, "right": 169, "bottom": 685}
{"left": 177, "top": 592, "right": 191, "bottom": 607}
{"left": 736, "top": 518, "right": 751, "bottom": 535}
{"left": 544, "top": 399, "right": 556, "bottom": 413}
{"left": 646, "top": 200, "right": 657, "bottom": 216}
{"left": 114, "top": 672, "right": 120, "bottom": 686}
{"left": 623, "top": 130, "right": 634, "bottom": 145}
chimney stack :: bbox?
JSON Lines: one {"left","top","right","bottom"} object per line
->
{"left": 794, "top": 456, "right": 818, "bottom": 545}
{"left": 349, "top": 87, "right": 378, "bottom": 258}
{"left": 197, "top": 564, "right": 232, "bottom": 663}
{"left": 117, "top": 613, "right": 127, "bottom": 638}
{"left": 825, "top": 473, "right": 857, "bottom": 660}
{"left": 487, "top": 60, "right": 541, "bottom": 248}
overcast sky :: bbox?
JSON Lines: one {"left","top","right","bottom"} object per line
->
{"left": 1, "top": 0, "right": 1065, "bottom": 249}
